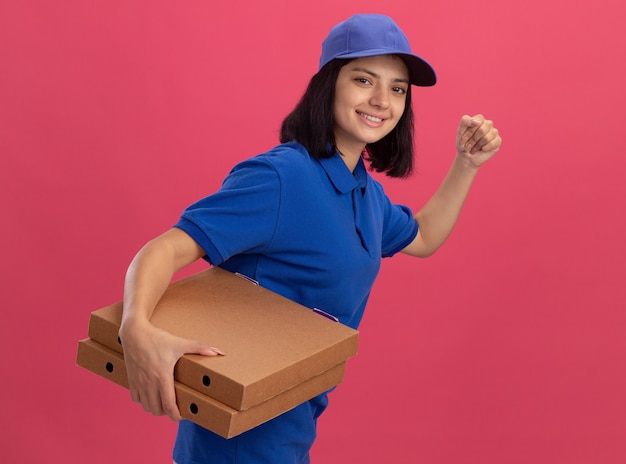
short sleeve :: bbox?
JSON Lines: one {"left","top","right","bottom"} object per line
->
{"left": 174, "top": 156, "right": 281, "bottom": 266}
{"left": 380, "top": 201, "right": 418, "bottom": 258}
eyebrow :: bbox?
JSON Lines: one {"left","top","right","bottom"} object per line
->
{"left": 349, "top": 66, "right": 410, "bottom": 84}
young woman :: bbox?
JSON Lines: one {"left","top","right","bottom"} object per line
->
{"left": 119, "top": 14, "right": 501, "bottom": 464}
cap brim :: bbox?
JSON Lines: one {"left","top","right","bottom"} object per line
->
{"left": 330, "top": 50, "right": 437, "bottom": 87}
{"left": 398, "top": 54, "right": 437, "bottom": 87}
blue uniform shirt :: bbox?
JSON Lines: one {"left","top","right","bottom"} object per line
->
{"left": 175, "top": 141, "right": 417, "bottom": 328}
{"left": 172, "top": 141, "right": 418, "bottom": 463}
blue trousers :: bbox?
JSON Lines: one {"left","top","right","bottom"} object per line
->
{"left": 172, "top": 393, "right": 329, "bottom": 464}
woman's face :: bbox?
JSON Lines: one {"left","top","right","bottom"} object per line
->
{"left": 333, "top": 55, "right": 409, "bottom": 158}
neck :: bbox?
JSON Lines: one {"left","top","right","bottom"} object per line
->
{"left": 336, "top": 143, "right": 364, "bottom": 173}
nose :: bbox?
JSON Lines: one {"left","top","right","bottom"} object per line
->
{"left": 369, "top": 85, "right": 390, "bottom": 109}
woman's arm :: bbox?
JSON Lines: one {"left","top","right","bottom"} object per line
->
{"left": 119, "top": 227, "right": 224, "bottom": 421}
{"left": 402, "top": 114, "right": 502, "bottom": 258}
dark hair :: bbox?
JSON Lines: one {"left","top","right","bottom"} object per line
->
{"left": 279, "top": 58, "right": 416, "bottom": 178}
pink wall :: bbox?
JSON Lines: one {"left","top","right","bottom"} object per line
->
{"left": 2, "top": 1, "right": 625, "bottom": 462}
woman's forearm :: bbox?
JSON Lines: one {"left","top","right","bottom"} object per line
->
{"left": 120, "top": 228, "right": 205, "bottom": 333}
{"left": 405, "top": 114, "right": 502, "bottom": 258}
{"left": 412, "top": 155, "right": 479, "bottom": 256}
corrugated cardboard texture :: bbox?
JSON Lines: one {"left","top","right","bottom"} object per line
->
{"left": 87, "top": 267, "right": 358, "bottom": 410}
{"left": 76, "top": 338, "right": 345, "bottom": 438}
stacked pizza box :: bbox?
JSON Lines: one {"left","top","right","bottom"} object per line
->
{"left": 76, "top": 267, "right": 359, "bottom": 438}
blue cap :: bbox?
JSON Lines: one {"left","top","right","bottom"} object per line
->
{"left": 319, "top": 14, "right": 436, "bottom": 87}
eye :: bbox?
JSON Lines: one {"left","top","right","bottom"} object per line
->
{"left": 355, "top": 77, "right": 372, "bottom": 85}
{"left": 392, "top": 86, "right": 407, "bottom": 95}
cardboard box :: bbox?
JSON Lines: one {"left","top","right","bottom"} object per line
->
{"left": 87, "top": 267, "right": 358, "bottom": 411}
{"left": 76, "top": 338, "right": 345, "bottom": 438}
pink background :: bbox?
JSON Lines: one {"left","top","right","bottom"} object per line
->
{"left": 2, "top": 1, "right": 625, "bottom": 462}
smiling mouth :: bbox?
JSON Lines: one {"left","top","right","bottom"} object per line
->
{"left": 358, "top": 111, "right": 384, "bottom": 123}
